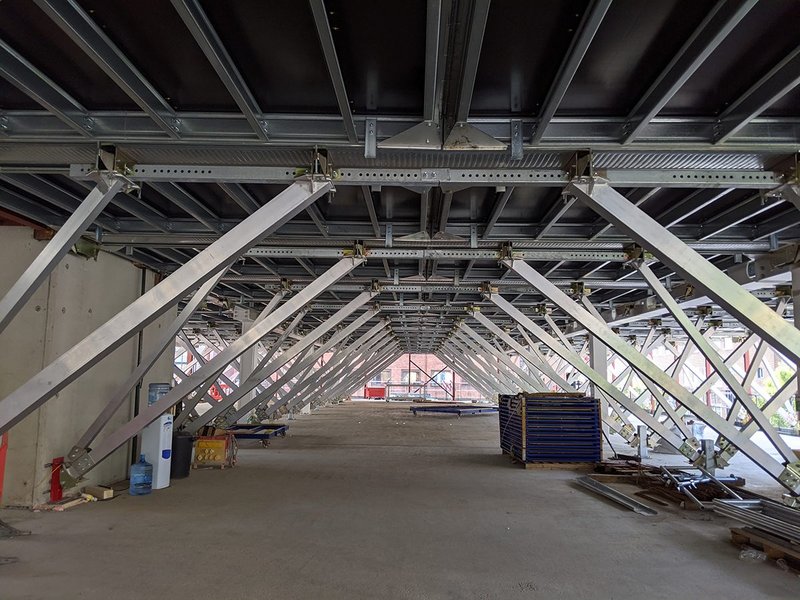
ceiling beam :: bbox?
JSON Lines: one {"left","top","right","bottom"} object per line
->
{"left": 0, "top": 38, "right": 92, "bottom": 136}
{"left": 309, "top": 0, "right": 358, "bottom": 143}
{"left": 482, "top": 187, "right": 513, "bottom": 239}
{"left": 170, "top": 0, "right": 268, "bottom": 140}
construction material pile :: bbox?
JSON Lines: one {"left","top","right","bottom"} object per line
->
{"left": 499, "top": 392, "right": 602, "bottom": 464}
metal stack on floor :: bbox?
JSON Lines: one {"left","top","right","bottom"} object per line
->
{"left": 499, "top": 393, "right": 602, "bottom": 465}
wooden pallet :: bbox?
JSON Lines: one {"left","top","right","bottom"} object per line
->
{"left": 502, "top": 451, "right": 595, "bottom": 470}
{"left": 730, "top": 527, "right": 800, "bottom": 571}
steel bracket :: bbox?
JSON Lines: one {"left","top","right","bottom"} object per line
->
{"left": 714, "top": 438, "right": 738, "bottom": 468}
{"left": 778, "top": 461, "right": 800, "bottom": 494}
{"left": 619, "top": 423, "right": 636, "bottom": 442}
{"left": 679, "top": 437, "right": 701, "bottom": 460}
{"left": 64, "top": 450, "right": 94, "bottom": 479}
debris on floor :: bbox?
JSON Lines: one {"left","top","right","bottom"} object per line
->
{"left": 0, "top": 518, "right": 30, "bottom": 538}
{"left": 575, "top": 475, "right": 658, "bottom": 516}
{"left": 0, "top": 556, "right": 20, "bottom": 566}
{"left": 32, "top": 492, "right": 98, "bottom": 512}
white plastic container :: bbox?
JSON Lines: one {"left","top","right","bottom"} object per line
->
{"left": 141, "top": 414, "right": 173, "bottom": 489}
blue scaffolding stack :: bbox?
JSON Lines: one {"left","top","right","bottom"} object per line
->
{"left": 499, "top": 393, "right": 602, "bottom": 464}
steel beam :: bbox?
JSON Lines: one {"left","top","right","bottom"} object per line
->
{"left": 190, "top": 293, "right": 379, "bottom": 429}
{"left": 454, "top": 0, "right": 491, "bottom": 123}
{"left": 0, "top": 173, "right": 128, "bottom": 334}
{"left": 70, "top": 272, "right": 226, "bottom": 456}
{"left": 482, "top": 187, "right": 513, "bottom": 239}
{"left": 309, "top": 0, "right": 358, "bottom": 143}
{"left": 70, "top": 163, "right": 785, "bottom": 189}
{"left": 437, "top": 351, "right": 494, "bottom": 398}
{"left": 566, "top": 180, "right": 800, "bottom": 363}
{"left": 503, "top": 258, "right": 792, "bottom": 486}
{"left": 637, "top": 262, "right": 796, "bottom": 462}
{"left": 457, "top": 323, "right": 545, "bottom": 391}
{"left": 0, "top": 38, "right": 91, "bottom": 135}
{"left": 280, "top": 332, "right": 395, "bottom": 415}
{"left": 471, "top": 311, "right": 572, "bottom": 390}
{"left": 0, "top": 179, "right": 332, "bottom": 434}
{"left": 489, "top": 292, "right": 686, "bottom": 450}
{"left": 715, "top": 43, "right": 800, "bottom": 143}
{"left": 220, "top": 308, "right": 384, "bottom": 424}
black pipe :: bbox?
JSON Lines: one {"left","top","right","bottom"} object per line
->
{"left": 130, "top": 267, "right": 147, "bottom": 467}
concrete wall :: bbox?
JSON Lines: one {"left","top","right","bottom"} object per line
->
{"left": 0, "top": 227, "right": 176, "bottom": 507}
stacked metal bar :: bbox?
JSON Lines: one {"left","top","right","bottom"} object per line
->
{"left": 713, "top": 499, "right": 800, "bottom": 544}
{"left": 500, "top": 393, "right": 602, "bottom": 463}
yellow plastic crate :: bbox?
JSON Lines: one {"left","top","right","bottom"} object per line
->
{"left": 193, "top": 435, "right": 236, "bottom": 469}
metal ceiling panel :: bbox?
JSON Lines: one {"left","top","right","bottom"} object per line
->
{"left": 199, "top": 0, "right": 340, "bottom": 113}
{"left": 0, "top": 0, "right": 138, "bottom": 110}
{"left": 78, "top": 0, "right": 239, "bottom": 112}
{"left": 557, "top": 0, "right": 716, "bottom": 116}
{"left": 662, "top": 0, "right": 800, "bottom": 115}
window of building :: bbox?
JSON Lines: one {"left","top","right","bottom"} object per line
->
{"left": 401, "top": 369, "right": 421, "bottom": 384}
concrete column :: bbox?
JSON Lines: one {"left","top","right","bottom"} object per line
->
{"left": 0, "top": 227, "right": 175, "bottom": 506}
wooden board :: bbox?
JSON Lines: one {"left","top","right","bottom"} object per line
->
{"left": 730, "top": 527, "right": 800, "bottom": 568}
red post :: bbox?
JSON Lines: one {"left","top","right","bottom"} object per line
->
{"left": 50, "top": 456, "right": 64, "bottom": 503}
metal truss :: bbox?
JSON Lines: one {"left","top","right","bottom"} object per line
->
{"left": 190, "top": 297, "right": 381, "bottom": 431}
{"left": 265, "top": 324, "right": 394, "bottom": 416}
{"left": 502, "top": 258, "right": 800, "bottom": 493}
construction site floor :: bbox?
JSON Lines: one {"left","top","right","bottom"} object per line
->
{"left": 1, "top": 401, "right": 796, "bottom": 599}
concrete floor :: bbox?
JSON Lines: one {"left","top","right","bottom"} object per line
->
{"left": 1, "top": 401, "right": 797, "bottom": 599}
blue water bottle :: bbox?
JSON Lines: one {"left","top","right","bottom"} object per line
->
{"left": 129, "top": 454, "right": 153, "bottom": 495}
